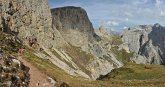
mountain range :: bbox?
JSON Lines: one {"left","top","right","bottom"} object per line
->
{"left": 0, "top": 0, "right": 165, "bottom": 87}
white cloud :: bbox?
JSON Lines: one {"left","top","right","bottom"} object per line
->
{"left": 133, "top": 0, "right": 148, "bottom": 5}
{"left": 160, "top": 11, "right": 165, "bottom": 16}
{"left": 123, "top": 26, "right": 128, "bottom": 29}
{"left": 125, "top": 18, "right": 129, "bottom": 21}
{"left": 155, "top": 0, "right": 162, "bottom": 8}
{"left": 143, "top": 0, "right": 149, "bottom": 4}
{"left": 107, "top": 20, "right": 119, "bottom": 26}
{"left": 124, "top": 12, "right": 133, "bottom": 17}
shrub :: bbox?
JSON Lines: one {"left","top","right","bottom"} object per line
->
{"left": 110, "top": 36, "right": 123, "bottom": 45}
{"left": 111, "top": 46, "right": 134, "bottom": 64}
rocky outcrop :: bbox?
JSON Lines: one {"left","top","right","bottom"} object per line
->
{"left": 122, "top": 23, "right": 165, "bottom": 64}
{"left": 0, "top": 49, "right": 29, "bottom": 87}
{"left": 0, "top": 0, "right": 66, "bottom": 48}
{"left": 51, "top": 6, "right": 100, "bottom": 47}
{"left": 0, "top": 1, "right": 123, "bottom": 80}
{"left": 122, "top": 25, "right": 152, "bottom": 53}
{"left": 51, "top": 7, "right": 123, "bottom": 79}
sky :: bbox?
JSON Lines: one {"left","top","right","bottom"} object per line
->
{"left": 48, "top": 0, "right": 165, "bottom": 31}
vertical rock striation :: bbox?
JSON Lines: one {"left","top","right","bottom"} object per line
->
{"left": 51, "top": 6, "right": 99, "bottom": 47}
{"left": 0, "top": 1, "right": 123, "bottom": 80}
{"left": 0, "top": 0, "right": 66, "bottom": 48}
{"left": 51, "top": 6, "right": 123, "bottom": 79}
{"left": 122, "top": 23, "right": 165, "bottom": 64}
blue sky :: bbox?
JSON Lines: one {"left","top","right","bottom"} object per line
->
{"left": 48, "top": 0, "right": 165, "bottom": 30}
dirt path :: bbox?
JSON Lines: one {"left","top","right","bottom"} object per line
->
{"left": 18, "top": 57, "right": 54, "bottom": 87}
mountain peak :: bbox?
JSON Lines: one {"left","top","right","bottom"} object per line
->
{"left": 52, "top": 6, "right": 82, "bottom": 9}
{"left": 153, "top": 23, "right": 162, "bottom": 28}
{"left": 51, "top": 6, "right": 96, "bottom": 47}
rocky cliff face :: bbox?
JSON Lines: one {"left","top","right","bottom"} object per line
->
{"left": 51, "top": 6, "right": 99, "bottom": 47}
{"left": 51, "top": 7, "right": 123, "bottom": 79}
{"left": 0, "top": 0, "right": 66, "bottom": 48}
{"left": 122, "top": 23, "right": 165, "bottom": 64}
{"left": 0, "top": 0, "right": 123, "bottom": 80}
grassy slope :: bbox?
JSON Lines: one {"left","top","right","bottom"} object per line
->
{"left": 22, "top": 48, "right": 97, "bottom": 87}
{"left": 114, "top": 35, "right": 134, "bottom": 62}
{"left": 1, "top": 31, "right": 165, "bottom": 87}
{"left": 22, "top": 49, "right": 165, "bottom": 87}
{"left": 104, "top": 63, "right": 165, "bottom": 80}
{"left": 111, "top": 46, "right": 134, "bottom": 64}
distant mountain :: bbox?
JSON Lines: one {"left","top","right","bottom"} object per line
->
{"left": 122, "top": 23, "right": 165, "bottom": 64}
{"left": 96, "top": 25, "right": 122, "bottom": 36}
{"left": 109, "top": 29, "right": 122, "bottom": 36}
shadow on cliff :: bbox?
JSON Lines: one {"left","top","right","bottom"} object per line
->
{"left": 148, "top": 24, "right": 165, "bottom": 64}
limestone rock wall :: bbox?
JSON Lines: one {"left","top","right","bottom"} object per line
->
{"left": 0, "top": 0, "right": 66, "bottom": 48}
{"left": 51, "top": 6, "right": 99, "bottom": 47}
{"left": 122, "top": 24, "right": 165, "bottom": 64}
{"left": 0, "top": 1, "right": 123, "bottom": 80}
{"left": 51, "top": 6, "right": 123, "bottom": 79}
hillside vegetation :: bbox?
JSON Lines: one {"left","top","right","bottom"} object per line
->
{"left": 0, "top": 31, "right": 22, "bottom": 54}
{"left": 103, "top": 63, "right": 165, "bottom": 80}
{"left": 22, "top": 49, "right": 165, "bottom": 87}
{"left": 1, "top": 31, "right": 165, "bottom": 87}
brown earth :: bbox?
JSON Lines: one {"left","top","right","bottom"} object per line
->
{"left": 18, "top": 56, "right": 54, "bottom": 87}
